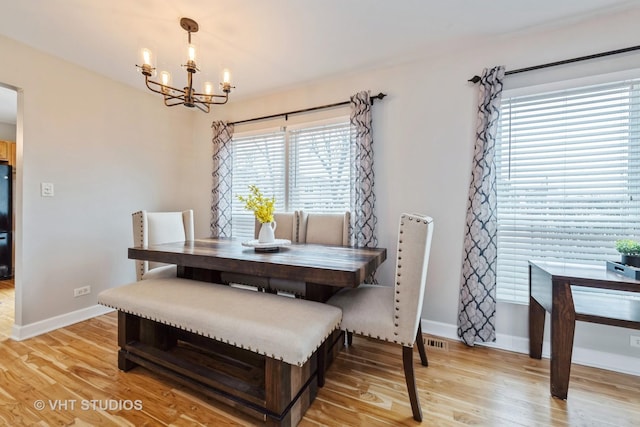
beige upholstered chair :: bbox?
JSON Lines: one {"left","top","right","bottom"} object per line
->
{"left": 132, "top": 210, "right": 194, "bottom": 281}
{"left": 223, "top": 212, "right": 300, "bottom": 291}
{"left": 326, "top": 213, "right": 434, "bottom": 421}
{"left": 298, "top": 211, "right": 350, "bottom": 246}
{"left": 268, "top": 211, "right": 351, "bottom": 297}
{"left": 254, "top": 211, "right": 301, "bottom": 241}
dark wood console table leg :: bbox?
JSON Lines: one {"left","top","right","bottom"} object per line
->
{"left": 529, "top": 295, "right": 545, "bottom": 359}
{"left": 550, "top": 279, "right": 576, "bottom": 400}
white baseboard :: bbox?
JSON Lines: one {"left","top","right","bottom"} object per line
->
{"left": 9, "top": 309, "right": 638, "bottom": 377}
{"left": 11, "top": 304, "right": 114, "bottom": 341}
{"left": 421, "top": 319, "right": 640, "bottom": 377}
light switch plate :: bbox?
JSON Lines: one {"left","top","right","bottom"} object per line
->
{"left": 41, "top": 182, "right": 54, "bottom": 197}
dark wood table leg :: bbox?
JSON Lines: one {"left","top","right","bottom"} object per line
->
{"left": 305, "top": 283, "right": 340, "bottom": 303}
{"left": 550, "top": 279, "right": 576, "bottom": 400}
{"left": 118, "top": 311, "right": 139, "bottom": 371}
{"left": 178, "top": 266, "right": 223, "bottom": 283}
{"left": 529, "top": 295, "right": 545, "bottom": 359}
{"left": 317, "top": 341, "right": 326, "bottom": 387}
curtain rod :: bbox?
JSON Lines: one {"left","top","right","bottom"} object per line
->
{"left": 230, "top": 92, "right": 387, "bottom": 126}
{"left": 467, "top": 45, "right": 640, "bottom": 83}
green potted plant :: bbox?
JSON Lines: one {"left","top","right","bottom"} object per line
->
{"left": 615, "top": 239, "right": 640, "bottom": 268}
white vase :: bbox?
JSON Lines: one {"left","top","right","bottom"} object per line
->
{"left": 258, "top": 221, "right": 277, "bottom": 243}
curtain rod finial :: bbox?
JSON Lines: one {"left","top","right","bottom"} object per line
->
{"left": 370, "top": 92, "right": 387, "bottom": 104}
{"left": 468, "top": 75, "right": 481, "bottom": 84}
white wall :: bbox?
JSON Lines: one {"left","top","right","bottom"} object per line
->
{"left": 192, "top": 6, "right": 640, "bottom": 372}
{"left": 0, "top": 34, "right": 197, "bottom": 334}
{"left": 0, "top": 122, "right": 15, "bottom": 141}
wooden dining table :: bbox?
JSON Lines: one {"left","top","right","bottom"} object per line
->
{"left": 128, "top": 237, "right": 387, "bottom": 302}
{"left": 125, "top": 237, "right": 386, "bottom": 425}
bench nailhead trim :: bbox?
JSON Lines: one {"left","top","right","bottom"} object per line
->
{"left": 100, "top": 303, "right": 339, "bottom": 366}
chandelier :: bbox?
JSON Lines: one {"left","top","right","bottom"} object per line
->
{"left": 136, "top": 17, "right": 234, "bottom": 113}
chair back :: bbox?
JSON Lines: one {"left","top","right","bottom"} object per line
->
{"left": 394, "top": 213, "right": 434, "bottom": 345}
{"left": 132, "top": 210, "right": 194, "bottom": 280}
{"left": 299, "top": 211, "right": 350, "bottom": 246}
{"left": 253, "top": 212, "right": 301, "bottom": 242}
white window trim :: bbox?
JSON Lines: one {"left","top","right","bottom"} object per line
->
{"left": 233, "top": 124, "right": 284, "bottom": 139}
{"left": 504, "top": 67, "right": 640, "bottom": 99}
{"left": 283, "top": 115, "right": 350, "bottom": 131}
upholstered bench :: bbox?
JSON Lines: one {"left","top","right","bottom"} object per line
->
{"left": 98, "top": 278, "right": 342, "bottom": 427}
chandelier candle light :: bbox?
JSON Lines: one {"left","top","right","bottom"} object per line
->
{"left": 136, "top": 17, "right": 234, "bottom": 113}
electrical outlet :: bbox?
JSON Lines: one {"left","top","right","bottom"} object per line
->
{"left": 630, "top": 335, "right": 640, "bottom": 348}
{"left": 73, "top": 286, "right": 91, "bottom": 297}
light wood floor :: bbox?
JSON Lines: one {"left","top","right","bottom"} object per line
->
{"left": 0, "top": 279, "right": 14, "bottom": 340}
{"left": 0, "top": 288, "right": 638, "bottom": 426}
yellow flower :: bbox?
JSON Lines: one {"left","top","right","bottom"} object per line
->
{"left": 237, "top": 185, "right": 275, "bottom": 223}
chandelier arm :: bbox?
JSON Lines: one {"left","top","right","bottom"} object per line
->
{"left": 194, "top": 103, "right": 210, "bottom": 113}
{"left": 193, "top": 95, "right": 229, "bottom": 106}
{"left": 207, "top": 97, "right": 229, "bottom": 105}
{"left": 145, "top": 76, "right": 230, "bottom": 106}
{"left": 164, "top": 99, "right": 187, "bottom": 107}
{"left": 145, "top": 77, "right": 185, "bottom": 98}
{"left": 192, "top": 90, "right": 229, "bottom": 99}
{"left": 162, "top": 92, "right": 189, "bottom": 102}
{"left": 144, "top": 79, "right": 168, "bottom": 96}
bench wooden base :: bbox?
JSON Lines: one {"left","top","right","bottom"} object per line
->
{"left": 117, "top": 311, "right": 321, "bottom": 427}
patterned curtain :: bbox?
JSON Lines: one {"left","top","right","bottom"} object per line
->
{"left": 211, "top": 121, "right": 234, "bottom": 238}
{"left": 349, "top": 91, "right": 378, "bottom": 250}
{"left": 457, "top": 66, "right": 505, "bottom": 346}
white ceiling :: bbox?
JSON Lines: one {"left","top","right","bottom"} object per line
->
{"left": 0, "top": 0, "right": 637, "bottom": 124}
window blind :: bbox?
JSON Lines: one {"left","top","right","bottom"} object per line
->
{"left": 288, "top": 122, "right": 351, "bottom": 212}
{"left": 231, "top": 131, "right": 286, "bottom": 239}
{"left": 231, "top": 119, "right": 351, "bottom": 239}
{"left": 496, "top": 78, "right": 640, "bottom": 303}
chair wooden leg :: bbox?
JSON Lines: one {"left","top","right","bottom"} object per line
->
{"left": 415, "top": 324, "right": 428, "bottom": 367}
{"left": 403, "top": 345, "right": 423, "bottom": 422}
{"left": 347, "top": 331, "right": 353, "bottom": 346}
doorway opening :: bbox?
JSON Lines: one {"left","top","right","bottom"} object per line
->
{"left": 0, "top": 85, "right": 17, "bottom": 339}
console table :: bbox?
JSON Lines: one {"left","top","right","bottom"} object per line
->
{"left": 528, "top": 260, "right": 640, "bottom": 399}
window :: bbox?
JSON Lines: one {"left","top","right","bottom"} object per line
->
{"left": 231, "top": 130, "right": 287, "bottom": 237}
{"left": 496, "top": 77, "right": 640, "bottom": 303}
{"left": 231, "top": 119, "right": 351, "bottom": 238}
